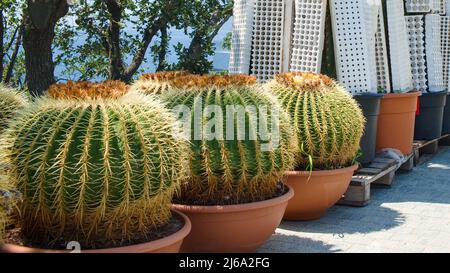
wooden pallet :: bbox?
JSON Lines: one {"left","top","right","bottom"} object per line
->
{"left": 413, "top": 134, "right": 450, "bottom": 165}
{"left": 338, "top": 157, "right": 397, "bottom": 207}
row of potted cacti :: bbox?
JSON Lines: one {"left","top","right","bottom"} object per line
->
{"left": 0, "top": 72, "right": 364, "bottom": 253}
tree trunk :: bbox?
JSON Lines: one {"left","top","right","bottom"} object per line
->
{"left": 23, "top": 20, "right": 56, "bottom": 96}
{"left": 23, "top": 0, "right": 68, "bottom": 97}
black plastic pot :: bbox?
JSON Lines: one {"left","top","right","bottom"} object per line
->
{"left": 443, "top": 93, "right": 450, "bottom": 134}
{"left": 354, "top": 93, "right": 383, "bottom": 166}
{"left": 414, "top": 91, "right": 448, "bottom": 140}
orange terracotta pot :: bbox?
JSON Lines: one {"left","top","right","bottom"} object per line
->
{"left": 376, "top": 92, "right": 421, "bottom": 155}
{"left": 283, "top": 164, "right": 358, "bottom": 221}
{"left": 172, "top": 185, "right": 294, "bottom": 253}
{"left": 0, "top": 210, "right": 191, "bottom": 253}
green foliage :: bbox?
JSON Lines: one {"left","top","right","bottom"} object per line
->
{"left": 222, "top": 32, "right": 232, "bottom": 51}
{"left": 0, "top": 84, "right": 28, "bottom": 133}
{"left": 266, "top": 72, "right": 365, "bottom": 169}
{"left": 161, "top": 75, "right": 297, "bottom": 204}
{"left": 1, "top": 85, "right": 188, "bottom": 246}
{"left": 0, "top": 0, "right": 26, "bottom": 87}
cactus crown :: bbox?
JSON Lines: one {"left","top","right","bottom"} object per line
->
{"left": 1, "top": 91, "right": 188, "bottom": 247}
{"left": 162, "top": 74, "right": 296, "bottom": 204}
{"left": 131, "top": 71, "right": 191, "bottom": 95}
{"left": 48, "top": 80, "right": 129, "bottom": 100}
{"left": 170, "top": 74, "right": 257, "bottom": 89}
{"left": 267, "top": 72, "right": 365, "bottom": 169}
{"left": 0, "top": 84, "right": 28, "bottom": 133}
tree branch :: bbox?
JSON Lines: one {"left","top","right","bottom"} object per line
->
{"left": 104, "top": 0, "right": 125, "bottom": 80}
{"left": 4, "top": 24, "right": 23, "bottom": 84}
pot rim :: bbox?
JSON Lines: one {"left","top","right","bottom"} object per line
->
{"left": 285, "top": 163, "right": 359, "bottom": 177}
{"left": 383, "top": 91, "right": 422, "bottom": 99}
{"left": 0, "top": 209, "right": 191, "bottom": 253}
{"left": 172, "top": 184, "right": 294, "bottom": 214}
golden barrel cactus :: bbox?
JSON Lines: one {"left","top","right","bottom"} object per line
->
{"left": 131, "top": 71, "right": 191, "bottom": 95}
{"left": 1, "top": 81, "right": 188, "bottom": 246}
{"left": 266, "top": 72, "right": 365, "bottom": 169}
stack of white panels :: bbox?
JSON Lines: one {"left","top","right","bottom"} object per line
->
{"left": 405, "top": 16, "right": 428, "bottom": 92}
{"left": 375, "top": 3, "right": 391, "bottom": 92}
{"left": 329, "top": 0, "right": 378, "bottom": 94}
{"left": 250, "top": 0, "right": 286, "bottom": 81}
{"left": 289, "top": 0, "right": 327, "bottom": 73}
{"left": 229, "top": 0, "right": 255, "bottom": 74}
{"left": 425, "top": 14, "right": 445, "bottom": 91}
{"left": 386, "top": 0, "right": 413, "bottom": 92}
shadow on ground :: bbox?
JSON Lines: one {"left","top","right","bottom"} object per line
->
{"left": 257, "top": 234, "right": 339, "bottom": 253}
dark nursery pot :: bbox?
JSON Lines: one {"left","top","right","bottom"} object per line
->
{"left": 414, "top": 91, "right": 448, "bottom": 140}
{"left": 354, "top": 93, "right": 382, "bottom": 165}
{"left": 376, "top": 92, "right": 421, "bottom": 155}
{"left": 0, "top": 210, "right": 191, "bottom": 253}
{"left": 443, "top": 93, "right": 450, "bottom": 134}
{"left": 172, "top": 185, "right": 294, "bottom": 253}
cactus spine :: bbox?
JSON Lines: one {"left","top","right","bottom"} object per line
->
{"left": 0, "top": 84, "right": 28, "bottom": 133}
{"left": 131, "top": 71, "right": 190, "bottom": 95}
{"left": 1, "top": 81, "right": 188, "bottom": 246}
{"left": 266, "top": 72, "right": 365, "bottom": 169}
{"left": 162, "top": 75, "right": 297, "bottom": 204}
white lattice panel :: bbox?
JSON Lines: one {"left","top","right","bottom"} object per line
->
{"left": 446, "top": 0, "right": 450, "bottom": 14}
{"left": 229, "top": 0, "right": 255, "bottom": 74}
{"left": 440, "top": 16, "right": 450, "bottom": 90}
{"left": 289, "top": 0, "right": 327, "bottom": 73}
{"left": 250, "top": 0, "right": 285, "bottom": 82}
{"left": 375, "top": 1, "right": 391, "bottom": 92}
{"left": 425, "top": 14, "right": 445, "bottom": 91}
{"left": 329, "top": 0, "right": 378, "bottom": 94}
{"left": 405, "top": 0, "right": 432, "bottom": 13}
{"left": 405, "top": 16, "right": 427, "bottom": 92}
{"left": 386, "top": 0, "right": 413, "bottom": 92}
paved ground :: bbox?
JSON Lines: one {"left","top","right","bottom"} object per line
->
{"left": 258, "top": 146, "right": 450, "bottom": 253}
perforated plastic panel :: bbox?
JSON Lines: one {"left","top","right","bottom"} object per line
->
{"left": 329, "top": 0, "right": 378, "bottom": 94}
{"left": 405, "top": 0, "right": 432, "bottom": 13}
{"left": 375, "top": 2, "right": 391, "bottom": 92}
{"left": 229, "top": 0, "right": 255, "bottom": 74}
{"left": 386, "top": 0, "right": 413, "bottom": 92}
{"left": 431, "top": 0, "right": 446, "bottom": 15}
{"left": 289, "top": 0, "right": 327, "bottom": 73}
{"left": 425, "top": 14, "right": 445, "bottom": 91}
{"left": 250, "top": 0, "right": 286, "bottom": 82}
{"left": 405, "top": 16, "right": 428, "bottom": 92}
{"left": 446, "top": 0, "right": 450, "bottom": 14}
{"left": 440, "top": 16, "right": 450, "bottom": 90}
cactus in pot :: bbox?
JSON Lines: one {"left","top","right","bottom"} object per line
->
{"left": 161, "top": 74, "right": 297, "bottom": 204}
{"left": 0, "top": 84, "right": 28, "bottom": 133}
{"left": 160, "top": 74, "right": 297, "bottom": 253}
{"left": 266, "top": 72, "right": 365, "bottom": 169}
{"left": 131, "top": 71, "right": 191, "bottom": 95}
{"left": 0, "top": 80, "right": 188, "bottom": 248}
{"left": 266, "top": 72, "right": 365, "bottom": 221}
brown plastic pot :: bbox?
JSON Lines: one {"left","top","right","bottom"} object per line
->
{"left": 283, "top": 164, "right": 358, "bottom": 221}
{"left": 0, "top": 210, "right": 191, "bottom": 253}
{"left": 376, "top": 92, "right": 421, "bottom": 155}
{"left": 172, "top": 185, "right": 294, "bottom": 253}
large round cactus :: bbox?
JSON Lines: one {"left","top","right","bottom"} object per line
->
{"left": 0, "top": 179, "right": 11, "bottom": 241}
{"left": 266, "top": 72, "right": 365, "bottom": 169}
{"left": 131, "top": 71, "right": 190, "bottom": 95}
{"left": 161, "top": 75, "right": 297, "bottom": 204}
{"left": 1, "top": 81, "right": 188, "bottom": 246}
{"left": 0, "top": 84, "right": 28, "bottom": 133}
